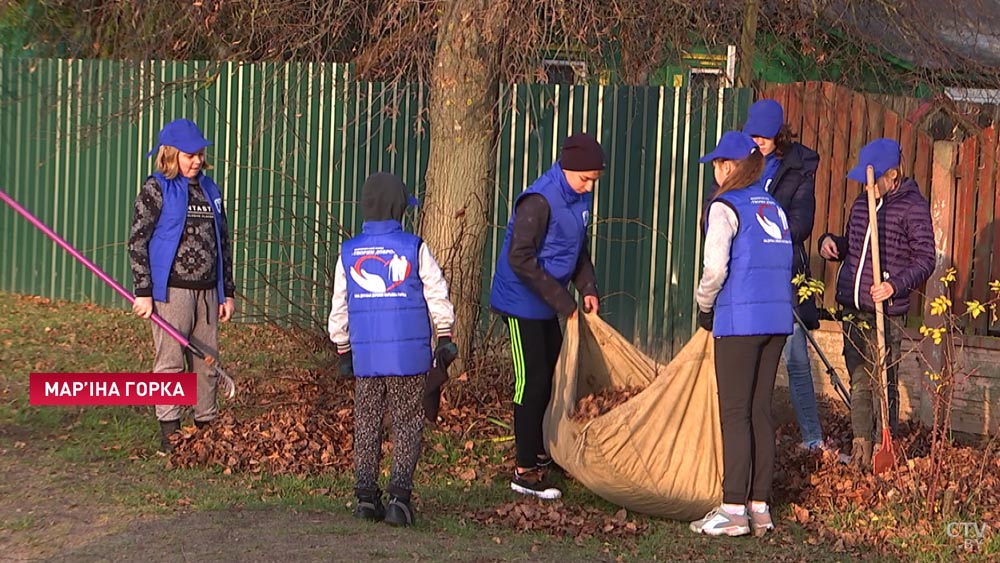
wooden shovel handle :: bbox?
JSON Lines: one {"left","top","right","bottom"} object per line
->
{"left": 865, "top": 166, "right": 891, "bottom": 433}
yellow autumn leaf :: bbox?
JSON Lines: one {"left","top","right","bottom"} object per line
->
{"left": 930, "top": 296, "right": 952, "bottom": 316}
{"left": 940, "top": 267, "right": 957, "bottom": 287}
{"left": 931, "top": 329, "right": 944, "bottom": 345}
{"left": 792, "top": 273, "right": 807, "bottom": 286}
{"left": 858, "top": 321, "right": 871, "bottom": 330}
{"left": 966, "top": 300, "right": 986, "bottom": 319}
{"left": 990, "top": 280, "right": 1000, "bottom": 294}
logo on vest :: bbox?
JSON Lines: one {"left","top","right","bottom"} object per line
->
{"left": 349, "top": 247, "right": 411, "bottom": 297}
{"left": 754, "top": 201, "right": 790, "bottom": 243}
{"left": 582, "top": 210, "right": 590, "bottom": 225}
{"left": 213, "top": 198, "right": 223, "bottom": 214}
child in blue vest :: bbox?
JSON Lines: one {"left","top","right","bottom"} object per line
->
{"left": 690, "top": 131, "right": 794, "bottom": 537}
{"left": 328, "top": 172, "right": 457, "bottom": 527}
{"left": 743, "top": 99, "right": 826, "bottom": 453}
{"left": 490, "top": 133, "right": 603, "bottom": 500}
{"left": 128, "top": 118, "right": 236, "bottom": 453}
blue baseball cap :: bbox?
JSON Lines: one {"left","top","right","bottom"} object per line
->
{"left": 743, "top": 99, "right": 784, "bottom": 139}
{"left": 847, "top": 138, "right": 901, "bottom": 183}
{"left": 700, "top": 131, "right": 760, "bottom": 163}
{"left": 146, "top": 119, "right": 213, "bottom": 158}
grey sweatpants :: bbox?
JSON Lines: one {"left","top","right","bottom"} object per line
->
{"left": 353, "top": 375, "right": 425, "bottom": 499}
{"left": 152, "top": 287, "right": 220, "bottom": 423}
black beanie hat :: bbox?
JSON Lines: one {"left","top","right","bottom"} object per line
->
{"left": 560, "top": 133, "right": 605, "bottom": 171}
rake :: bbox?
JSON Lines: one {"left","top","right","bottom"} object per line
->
{"left": 0, "top": 187, "right": 236, "bottom": 399}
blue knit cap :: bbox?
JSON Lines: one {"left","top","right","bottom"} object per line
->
{"left": 847, "top": 138, "right": 902, "bottom": 183}
{"left": 743, "top": 99, "right": 784, "bottom": 139}
{"left": 700, "top": 131, "right": 760, "bottom": 163}
{"left": 146, "top": 119, "right": 213, "bottom": 158}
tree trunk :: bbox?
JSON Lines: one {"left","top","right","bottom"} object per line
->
{"left": 422, "top": 0, "right": 499, "bottom": 373}
{"left": 738, "top": 0, "right": 760, "bottom": 87}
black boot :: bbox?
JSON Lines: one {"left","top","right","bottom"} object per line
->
{"left": 352, "top": 488, "right": 385, "bottom": 522}
{"left": 384, "top": 494, "right": 415, "bottom": 527}
{"left": 159, "top": 419, "right": 181, "bottom": 453}
{"left": 194, "top": 419, "right": 210, "bottom": 430}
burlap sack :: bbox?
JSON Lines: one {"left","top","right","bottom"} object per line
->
{"left": 543, "top": 313, "right": 723, "bottom": 520}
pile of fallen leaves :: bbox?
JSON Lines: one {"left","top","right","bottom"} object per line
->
{"left": 169, "top": 365, "right": 513, "bottom": 479}
{"left": 170, "top": 369, "right": 356, "bottom": 475}
{"left": 571, "top": 385, "right": 645, "bottom": 422}
{"left": 469, "top": 500, "right": 647, "bottom": 543}
{"left": 772, "top": 400, "right": 1000, "bottom": 559}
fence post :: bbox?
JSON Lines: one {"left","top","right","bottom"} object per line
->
{"left": 917, "top": 140, "right": 958, "bottom": 426}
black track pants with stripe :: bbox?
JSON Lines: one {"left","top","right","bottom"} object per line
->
{"left": 505, "top": 316, "right": 563, "bottom": 468}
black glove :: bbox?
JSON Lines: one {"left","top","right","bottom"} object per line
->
{"left": 338, "top": 351, "right": 354, "bottom": 378}
{"left": 435, "top": 336, "right": 458, "bottom": 368}
{"left": 698, "top": 309, "right": 714, "bottom": 331}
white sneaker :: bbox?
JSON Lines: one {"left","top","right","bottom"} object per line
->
{"left": 689, "top": 505, "right": 751, "bottom": 536}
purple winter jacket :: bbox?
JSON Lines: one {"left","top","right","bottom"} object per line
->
{"left": 818, "top": 178, "right": 936, "bottom": 316}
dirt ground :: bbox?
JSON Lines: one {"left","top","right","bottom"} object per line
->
{"left": 0, "top": 432, "right": 613, "bottom": 563}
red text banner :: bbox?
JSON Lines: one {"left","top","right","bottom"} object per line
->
{"left": 29, "top": 373, "right": 197, "bottom": 406}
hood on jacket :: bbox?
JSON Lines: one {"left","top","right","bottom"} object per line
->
{"left": 883, "top": 177, "right": 921, "bottom": 202}
{"left": 779, "top": 142, "right": 820, "bottom": 176}
{"left": 361, "top": 172, "right": 416, "bottom": 222}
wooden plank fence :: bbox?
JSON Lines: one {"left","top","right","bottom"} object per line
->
{"left": 763, "top": 82, "right": 937, "bottom": 319}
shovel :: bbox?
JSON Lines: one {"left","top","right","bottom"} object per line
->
{"left": 0, "top": 187, "right": 236, "bottom": 399}
{"left": 864, "top": 166, "right": 894, "bottom": 475}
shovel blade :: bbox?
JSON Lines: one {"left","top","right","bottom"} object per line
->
{"left": 872, "top": 428, "right": 895, "bottom": 475}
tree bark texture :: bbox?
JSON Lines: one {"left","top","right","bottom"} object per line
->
{"left": 422, "top": 0, "right": 499, "bottom": 370}
{"left": 738, "top": 0, "right": 760, "bottom": 87}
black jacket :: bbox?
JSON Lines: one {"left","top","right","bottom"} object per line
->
{"left": 768, "top": 142, "right": 819, "bottom": 277}
{"left": 769, "top": 142, "right": 820, "bottom": 327}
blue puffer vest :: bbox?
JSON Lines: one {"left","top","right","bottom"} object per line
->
{"left": 490, "top": 163, "right": 592, "bottom": 320}
{"left": 710, "top": 183, "right": 794, "bottom": 337}
{"left": 148, "top": 172, "right": 226, "bottom": 304}
{"left": 342, "top": 220, "right": 432, "bottom": 376}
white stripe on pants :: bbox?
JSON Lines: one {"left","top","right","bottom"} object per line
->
{"left": 152, "top": 287, "right": 219, "bottom": 422}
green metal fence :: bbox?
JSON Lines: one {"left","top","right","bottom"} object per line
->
{"left": 0, "top": 57, "right": 750, "bottom": 359}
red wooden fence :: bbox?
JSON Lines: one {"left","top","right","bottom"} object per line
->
{"left": 954, "top": 126, "right": 1000, "bottom": 334}
{"left": 762, "top": 82, "right": 937, "bottom": 319}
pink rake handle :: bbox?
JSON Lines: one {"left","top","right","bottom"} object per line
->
{"left": 0, "top": 187, "right": 235, "bottom": 397}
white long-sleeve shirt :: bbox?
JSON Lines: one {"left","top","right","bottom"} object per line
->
{"left": 696, "top": 201, "right": 739, "bottom": 313}
{"left": 328, "top": 242, "right": 455, "bottom": 353}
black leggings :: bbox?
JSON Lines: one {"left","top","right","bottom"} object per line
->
{"left": 714, "top": 334, "right": 786, "bottom": 505}
{"left": 505, "top": 316, "right": 562, "bottom": 468}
